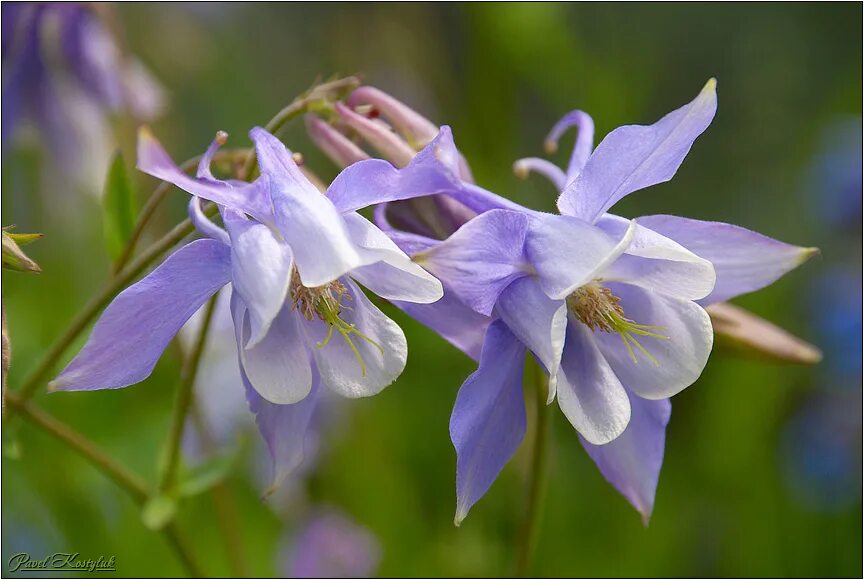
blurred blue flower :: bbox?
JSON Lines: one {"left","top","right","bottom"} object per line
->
{"left": 803, "top": 118, "right": 862, "bottom": 232}
{"left": 781, "top": 391, "right": 862, "bottom": 512}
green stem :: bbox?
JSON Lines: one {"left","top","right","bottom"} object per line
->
{"left": 5, "top": 393, "right": 203, "bottom": 576}
{"left": 240, "top": 75, "right": 360, "bottom": 180}
{"left": 515, "top": 358, "right": 551, "bottom": 577}
{"left": 159, "top": 296, "right": 217, "bottom": 492}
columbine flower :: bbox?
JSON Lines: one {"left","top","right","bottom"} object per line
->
{"left": 50, "top": 126, "right": 446, "bottom": 490}
{"left": 2, "top": 3, "right": 164, "bottom": 193}
{"left": 380, "top": 80, "right": 816, "bottom": 524}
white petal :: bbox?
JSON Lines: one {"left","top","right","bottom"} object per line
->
{"left": 593, "top": 282, "right": 713, "bottom": 400}
{"left": 526, "top": 213, "right": 635, "bottom": 300}
{"left": 231, "top": 295, "right": 313, "bottom": 405}
{"left": 302, "top": 279, "right": 407, "bottom": 398}
{"left": 557, "top": 319, "right": 631, "bottom": 445}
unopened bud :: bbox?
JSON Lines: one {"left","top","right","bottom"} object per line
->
{"left": 347, "top": 86, "right": 439, "bottom": 150}
{"left": 335, "top": 102, "right": 416, "bottom": 168}
{"left": 2, "top": 230, "right": 42, "bottom": 273}
{"left": 708, "top": 302, "right": 822, "bottom": 365}
{"left": 305, "top": 114, "right": 370, "bottom": 169}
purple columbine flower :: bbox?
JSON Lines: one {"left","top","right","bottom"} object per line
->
{"left": 50, "top": 126, "right": 451, "bottom": 491}
{"left": 2, "top": 3, "right": 164, "bottom": 192}
{"left": 384, "top": 80, "right": 817, "bottom": 524}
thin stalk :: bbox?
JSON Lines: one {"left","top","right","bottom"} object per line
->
{"left": 240, "top": 75, "right": 360, "bottom": 180}
{"left": 159, "top": 296, "right": 217, "bottom": 492}
{"left": 515, "top": 358, "right": 552, "bottom": 577}
{"left": 190, "top": 403, "right": 247, "bottom": 577}
{"left": 5, "top": 393, "right": 203, "bottom": 576}
{"left": 112, "top": 149, "right": 247, "bottom": 275}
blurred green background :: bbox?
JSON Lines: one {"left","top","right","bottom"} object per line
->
{"left": 3, "top": 3, "right": 861, "bottom": 577}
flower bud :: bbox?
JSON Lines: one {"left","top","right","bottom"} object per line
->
{"left": 2, "top": 230, "right": 42, "bottom": 273}
{"left": 708, "top": 302, "right": 822, "bottom": 364}
{"left": 305, "top": 114, "right": 370, "bottom": 169}
{"left": 334, "top": 102, "right": 415, "bottom": 168}
{"left": 347, "top": 86, "right": 439, "bottom": 149}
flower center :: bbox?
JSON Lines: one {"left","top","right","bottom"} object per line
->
{"left": 290, "top": 270, "right": 383, "bottom": 376}
{"left": 566, "top": 282, "right": 668, "bottom": 365}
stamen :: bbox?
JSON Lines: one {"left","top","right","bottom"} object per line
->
{"left": 567, "top": 282, "right": 668, "bottom": 365}
{"left": 290, "top": 270, "right": 384, "bottom": 376}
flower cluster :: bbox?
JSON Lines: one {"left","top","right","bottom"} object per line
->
{"left": 53, "top": 79, "right": 816, "bottom": 528}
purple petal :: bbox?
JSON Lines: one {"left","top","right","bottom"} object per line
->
{"left": 544, "top": 110, "right": 595, "bottom": 183}
{"left": 136, "top": 128, "right": 272, "bottom": 224}
{"left": 580, "top": 392, "right": 671, "bottom": 524}
{"left": 415, "top": 209, "right": 530, "bottom": 316}
{"left": 593, "top": 282, "right": 713, "bottom": 400}
{"left": 51, "top": 240, "right": 231, "bottom": 391}
{"left": 326, "top": 127, "right": 464, "bottom": 214}
{"left": 635, "top": 214, "right": 818, "bottom": 305}
{"left": 495, "top": 276, "right": 567, "bottom": 402}
{"left": 188, "top": 196, "right": 229, "bottom": 244}
{"left": 557, "top": 320, "right": 631, "bottom": 445}
{"left": 450, "top": 320, "right": 527, "bottom": 525}
{"left": 302, "top": 279, "right": 407, "bottom": 398}
{"left": 231, "top": 293, "right": 313, "bottom": 405}
{"left": 395, "top": 291, "right": 491, "bottom": 362}
{"left": 525, "top": 213, "right": 635, "bottom": 300}
{"left": 242, "top": 360, "right": 321, "bottom": 495}
{"left": 222, "top": 209, "right": 293, "bottom": 346}
{"left": 558, "top": 79, "right": 717, "bottom": 222}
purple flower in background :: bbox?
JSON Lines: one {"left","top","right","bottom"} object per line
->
{"left": 50, "top": 126, "right": 447, "bottom": 491}
{"left": 279, "top": 510, "right": 381, "bottom": 578}
{"left": 381, "top": 80, "right": 817, "bottom": 523}
{"left": 2, "top": 3, "right": 164, "bottom": 193}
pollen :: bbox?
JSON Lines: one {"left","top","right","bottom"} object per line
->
{"left": 567, "top": 282, "right": 669, "bottom": 365}
{"left": 290, "top": 270, "right": 384, "bottom": 376}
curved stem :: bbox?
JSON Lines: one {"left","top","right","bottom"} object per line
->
{"left": 240, "top": 75, "right": 360, "bottom": 180}
{"left": 159, "top": 295, "right": 217, "bottom": 492}
{"left": 5, "top": 393, "right": 203, "bottom": 576}
{"left": 112, "top": 149, "right": 247, "bottom": 275}
{"left": 515, "top": 358, "right": 551, "bottom": 577}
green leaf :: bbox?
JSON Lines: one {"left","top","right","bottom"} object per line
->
{"left": 177, "top": 452, "right": 237, "bottom": 498}
{"left": 102, "top": 152, "right": 137, "bottom": 260}
{"left": 141, "top": 494, "right": 177, "bottom": 530}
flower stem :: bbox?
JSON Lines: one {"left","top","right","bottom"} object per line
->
{"left": 240, "top": 75, "right": 360, "bottom": 180}
{"left": 515, "top": 358, "right": 551, "bottom": 577}
{"left": 159, "top": 295, "right": 217, "bottom": 492}
{"left": 4, "top": 393, "right": 203, "bottom": 576}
